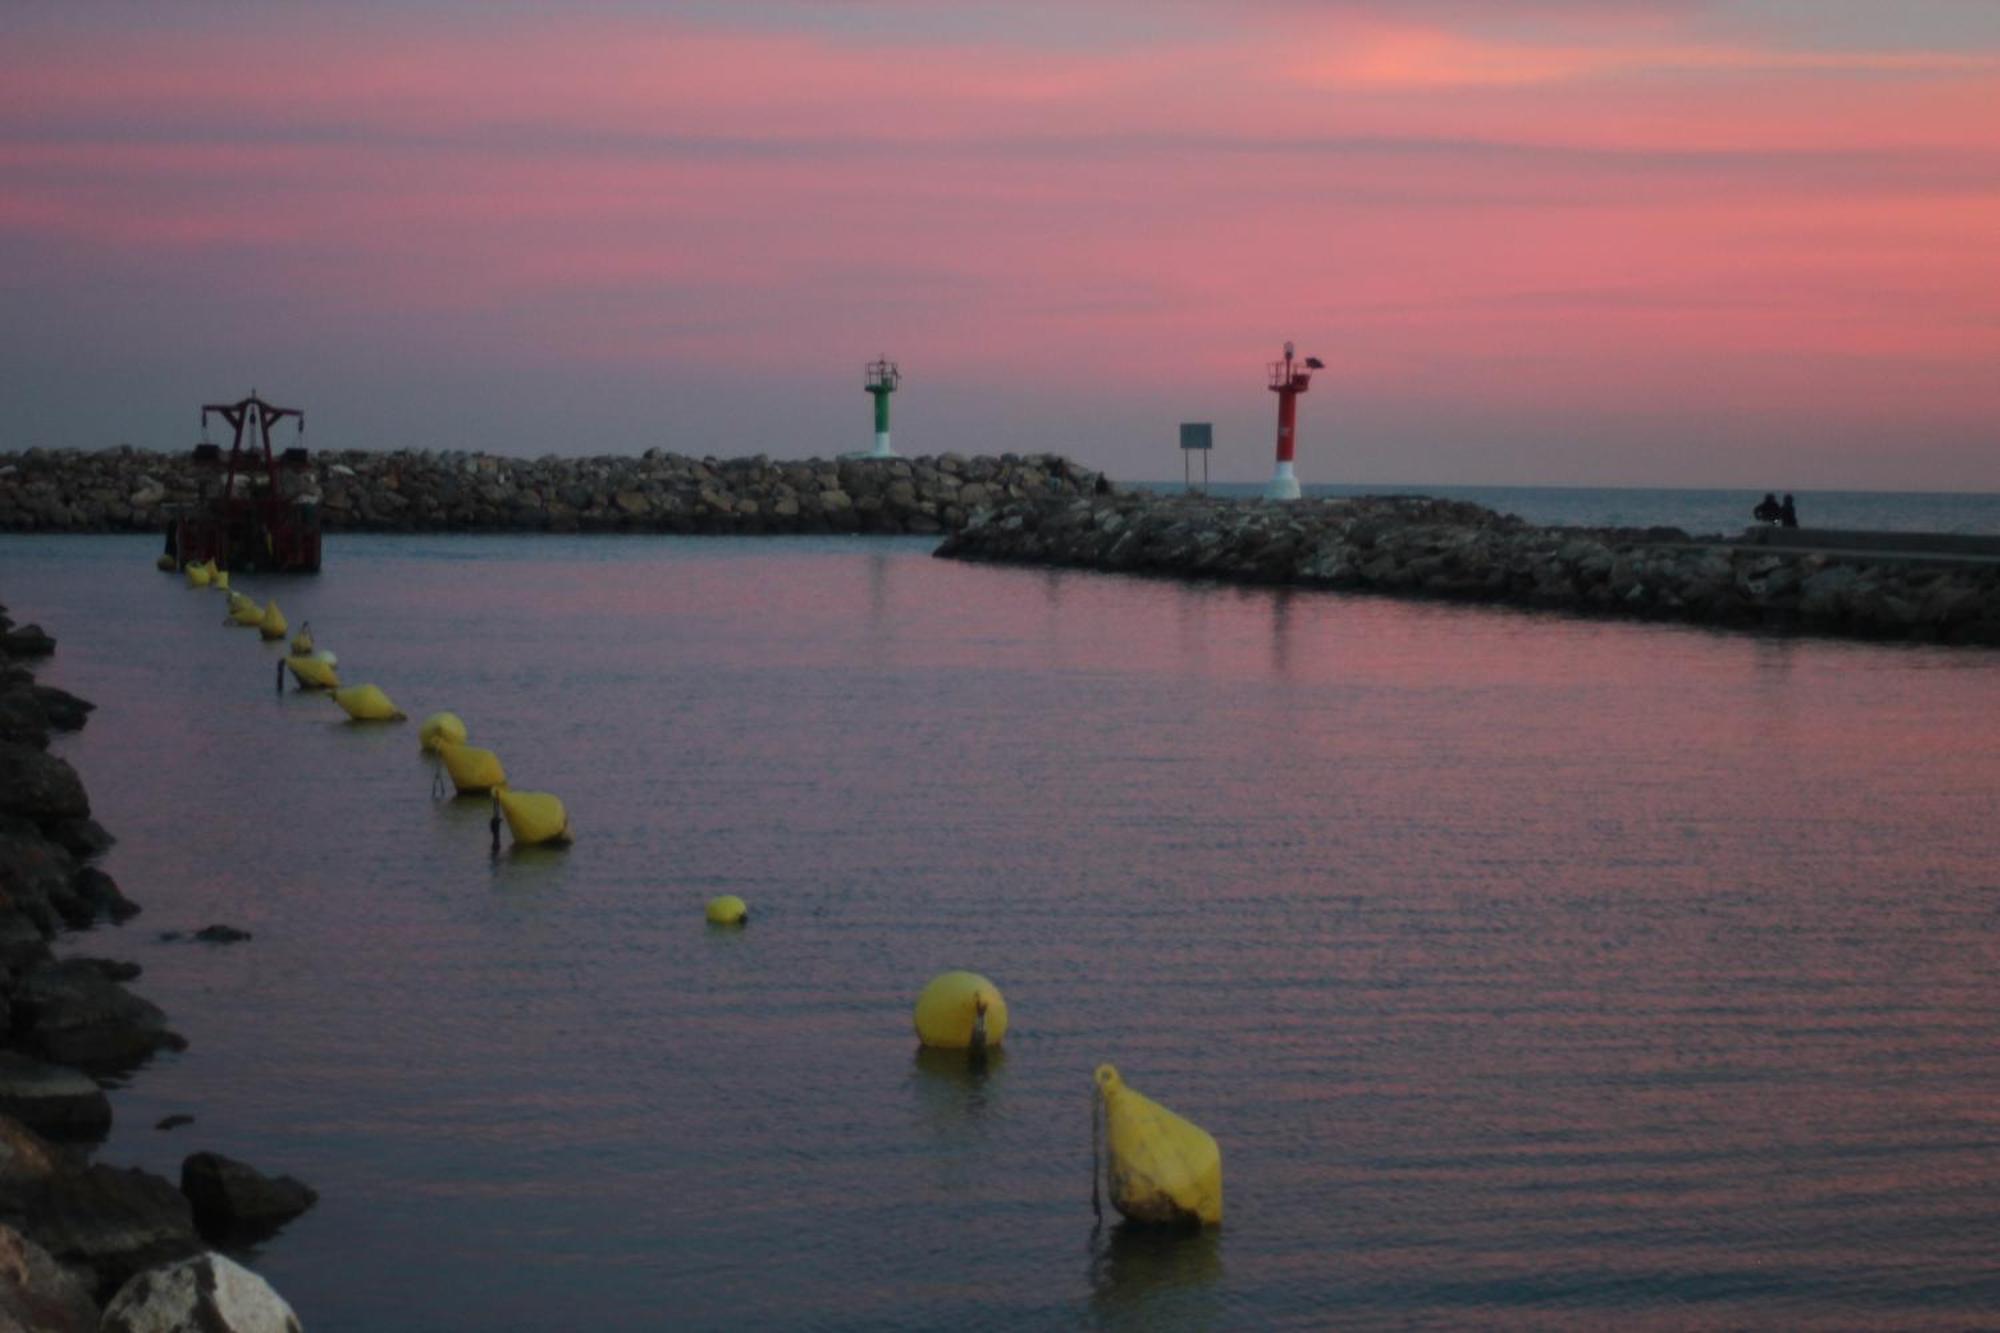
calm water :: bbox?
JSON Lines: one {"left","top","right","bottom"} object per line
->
{"left": 4, "top": 533, "right": 1997, "bottom": 1331}
{"left": 1137, "top": 483, "right": 2000, "bottom": 538}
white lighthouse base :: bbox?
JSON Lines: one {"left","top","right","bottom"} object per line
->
{"left": 1264, "top": 461, "right": 1301, "bottom": 502}
{"left": 845, "top": 431, "right": 895, "bottom": 461}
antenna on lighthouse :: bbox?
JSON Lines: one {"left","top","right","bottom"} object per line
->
{"left": 861, "top": 356, "right": 901, "bottom": 459}
{"left": 1264, "top": 341, "right": 1317, "bottom": 501}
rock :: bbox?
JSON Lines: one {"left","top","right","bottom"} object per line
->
{"left": 0, "top": 688, "right": 50, "bottom": 748}
{"left": 0, "top": 744, "right": 89, "bottom": 823}
{"left": 13, "top": 960, "right": 183, "bottom": 1072}
{"left": 28, "top": 686, "right": 91, "bottom": 731}
{"left": 64, "top": 956, "right": 141, "bottom": 982}
{"left": 100, "top": 1252, "right": 301, "bottom": 1333}
{"left": 154, "top": 1116, "right": 193, "bottom": 1132}
{"left": 0, "top": 1055, "right": 111, "bottom": 1138}
{"left": 0, "top": 1112, "right": 65, "bottom": 1190}
{"left": 0, "top": 626, "right": 55, "bottom": 658}
{"left": 26, "top": 1163, "right": 202, "bottom": 1298}
{"left": 192, "top": 925, "right": 250, "bottom": 944}
{"left": 0, "top": 1223, "right": 99, "bottom": 1333}
{"left": 69, "top": 866, "right": 138, "bottom": 922}
{"left": 0, "top": 831, "right": 78, "bottom": 937}
{"left": 44, "top": 817, "right": 114, "bottom": 859}
{"left": 179, "top": 1154, "right": 317, "bottom": 1242}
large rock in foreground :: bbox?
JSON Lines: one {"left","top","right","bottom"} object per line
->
{"left": 937, "top": 494, "right": 2000, "bottom": 646}
{"left": 101, "top": 1252, "right": 301, "bottom": 1333}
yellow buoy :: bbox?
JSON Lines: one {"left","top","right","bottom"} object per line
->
{"left": 259, "top": 599, "right": 288, "bottom": 640}
{"left": 185, "top": 561, "right": 212, "bottom": 589}
{"left": 309, "top": 647, "right": 338, "bottom": 668}
{"left": 495, "top": 786, "right": 572, "bottom": 846}
{"left": 334, "top": 684, "right": 406, "bottom": 722}
{"left": 439, "top": 742, "right": 505, "bottom": 793}
{"left": 419, "top": 712, "right": 469, "bottom": 753}
{"left": 228, "top": 596, "right": 264, "bottom": 627}
{"left": 913, "top": 971, "right": 1008, "bottom": 1050}
{"left": 1094, "top": 1065, "right": 1222, "bottom": 1227}
{"left": 213, "top": 568, "right": 230, "bottom": 590}
{"left": 284, "top": 655, "right": 340, "bottom": 690}
{"left": 705, "top": 895, "right": 748, "bottom": 925}
{"left": 290, "top": 623, "right": 315, "bottom": 655}
{"left": 156, "top": 553, "right": 176, "bottom": 572}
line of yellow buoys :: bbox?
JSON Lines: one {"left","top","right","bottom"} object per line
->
{"left": 170, "top": 554, "right": 1221, "bottom": 1229}
{"left": 179, "top": 559, "right": 574, "bottom": 850}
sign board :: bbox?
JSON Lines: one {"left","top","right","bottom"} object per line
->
{"left": 1179, "top": 422, "right": 1213, "bottom": 451}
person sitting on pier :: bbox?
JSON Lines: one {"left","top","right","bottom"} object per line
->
{"left": 1779, "top": 494, "right": 1799, "bottom": 528}
{"left": 1753, "top": 493, "right": 1783, "bottom": 524}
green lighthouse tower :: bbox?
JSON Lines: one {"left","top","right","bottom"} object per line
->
{"left": 863, "top": 356, "right": 900, "bottom": 458}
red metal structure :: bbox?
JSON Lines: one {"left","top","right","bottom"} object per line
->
{"left": 1264, "top": 341, "right": 1319, "bottom": 501}
{"left": 165, "top": 392, "right": 322, "bottom": 572}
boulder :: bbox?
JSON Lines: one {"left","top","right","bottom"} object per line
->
{"left": 0, "top": 1224, "right": 99, "bottom": 1333}
{"left": 69, "top": 866, "right": 139, "bottom": 923}
{"left": 0, "top": 831, "right": 77, "bottom": 936}
{"left": 28, "top": 686, "right": 91, "bottom": 731}
{"left": 0, "top": 627, "right": 54, "bottom": 659}
{"left": 25, "top": 1163, "right": 201, "bottom": 1298}
{"left": 101, "top": 1252, "right": 300, "bottom": 1333}
{"left": 0, "top": 744, "right": 88, "bottom": 823}
{"left": 0, "top": 1055, "right": 111, "bottom": 1138}
{"left": 44, "top": 818, "right": 114, "bottom": 860}
{"left": 12, "top": 960, "right": 183, "bottom": 1073}
{"left": 192, "top": 925, "right": 250, "bottom": 944}
{"left": 179, "top": 1154, "right": 317, "bottom": 1242}
{"left": 0, "top": 1112, "right": 65, "bottom": 1190}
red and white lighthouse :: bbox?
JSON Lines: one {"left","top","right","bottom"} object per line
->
{"left": 1265, "top": 341, "right": 1318, "bottom": 501}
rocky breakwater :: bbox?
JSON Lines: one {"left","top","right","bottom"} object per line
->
{"left": 936, "top": 493, "right": 2000, "bottom": 645}
{"left": 0, "top": 445, "right": 1104, "bottom": 536}
{"left": 0, "top": 602, "right": 310, "bottom": 1327}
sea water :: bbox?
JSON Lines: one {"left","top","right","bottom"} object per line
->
{"left": 3, "top": 531, "right": 1996, "bottom": 1330}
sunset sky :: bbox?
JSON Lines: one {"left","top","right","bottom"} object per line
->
{"left": 3, "top": 1, "right": 1996, "bottom": 488}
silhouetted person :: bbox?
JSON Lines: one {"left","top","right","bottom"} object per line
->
{"left": 1753, "top": 492, "right": 1782, "bottom": 524}
{"left": 1779, "top": 494, "right": 1798, "bottom": 528}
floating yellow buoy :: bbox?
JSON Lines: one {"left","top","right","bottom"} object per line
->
{"left": 705, "top": 895, "right": 748, "bottom": 925}
{"left": 419, "top": 712, "right": 469, "bottom": 753}
{"left": 284, "top": 655, "right": 340, "bottom": 690}
{"left": 334, "top": 684, "right": 405, "bottom": 722}
{"left": 185, "top": 562, "right": 212, "bottom": 589}
{"left": 495, "top": 786, "right": 572, "bottom": 846}
{"left": 213, "top": 568, "right": 230, "bottom": 590}
{"left": 259, "top": 599, "right": 288, "bottom": 640}
{"left": 439, "top": 742, "right": 505, "bottom": 793}
{"left": 309, "top": 647, "right": 338, "bottom": 668}
{"left": 228, "top": 596, "right": 264, "bottom": 627}
{"left": 156, "top": 553, "right": 176, "bottom": 572}
{"left": 290, "top": 623, "right": 314, "bottom": 655}
{"left": 1094, "top": 1065, "right": 1222, "bottom": 1228}
{"left": 913, "top": 971, "right": 1009, "bottom": 1050}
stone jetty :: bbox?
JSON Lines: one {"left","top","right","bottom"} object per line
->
{"left": 0, "top": 601, "right": 309, "bottom": 1321}
{"left": 0, "top": 446, "right": 1103, "bottom": 535}
{"left": 936, "top": 492, "right": 2000, "bottom": 646}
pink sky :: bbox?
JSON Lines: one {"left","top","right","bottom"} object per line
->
{"left": 2, "top": 2, "right": 1996, "bottom": 487}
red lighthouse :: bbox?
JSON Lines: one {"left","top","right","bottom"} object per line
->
{"left": 1265, "top": 340, "right": 1318, "bottom": 501}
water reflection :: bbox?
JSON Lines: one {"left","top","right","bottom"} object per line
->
{"left": 1086, "top": 1223, "right": 1225, "bottom": 1326}
{"left": 909, "top": 1044, "right": 1008, "bottom": 1134}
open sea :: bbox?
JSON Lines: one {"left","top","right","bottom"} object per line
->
{"left": 2, "top": 503, "right": 1996, "bottom": 1330}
